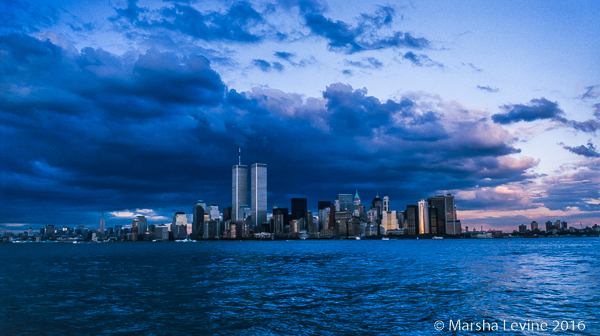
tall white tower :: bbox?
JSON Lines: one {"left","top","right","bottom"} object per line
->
{"left": 251, "top": 163, "right": 267, "bottom": 228}
{"left": 99, "top": 212, "right": 105, "bottom": 234}
{"left": 232, "top": 148, "right": 248, "bottom": 222}
{"left": 418, "top": 199, "right": 429, "bottom": 234}
{"left": 383, "top": 194, "right": 390, "bottom": 212}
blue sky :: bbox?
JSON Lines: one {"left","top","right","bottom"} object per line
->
{"left": 1, "top": 0, "right": 599, "bottom": 232}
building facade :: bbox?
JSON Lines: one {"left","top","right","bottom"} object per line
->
{"left": 250, "top": 163, "right": 267, "bottom": 228}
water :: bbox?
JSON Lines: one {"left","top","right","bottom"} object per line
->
{"left": 1, "top": 238, "right": 599, "bottom": 335}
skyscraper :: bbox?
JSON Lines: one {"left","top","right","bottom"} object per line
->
{"left": 427, "top": 194, "right": 458, "bottom": 235}
{"left": 383, "top": 194, "right": 390, "bottom": 212}
{"left": 405, "top": 205, "right": 418, "bottom": 235}
{"left": 336, "top": 194, "right": 353, "bottom": 213}
{"left": 418, "top": 200, "right": 429, "bottom": 234}
{"left": 251, "top": 163, "right": 267, "bottom": 228}
{"left": 291, "top": 198, "right": 307, "bottom": 230}
{"left": 99, "top": 212, "right": 105, "bottom": 234}
{"left": 136, "top": 215, "right": 147, "bottom": 234}
{"left": 193, "top": 200, "right": 205, "bottom": 238}
{"left": 232, "top": 149, "right": 248, "bottom": 222}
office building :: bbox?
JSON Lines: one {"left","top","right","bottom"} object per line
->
{"left": 336, "top": 194, "right": 353, "bottom": 213}
{"left": 369, "top": 193, "right": 383, "bottom": 224}
{"left": 383, "top": 194, "right": 390, "bottom": 212}
{"left": 193, "top": 201, "right": 205, "bottom": 238}
{"left": 519, "top": 224, "right": 527, "bottom": 233}
{"left": 382, "top": 210, "right": 398, "bottom": 233}
{"left": 405, "top": 205, "right": 418, "bottom": 235}
{"left": 172, "top": 212, "right": 187, "bottom": 239}
{"left": 136, "top": 215, "right": 147, "bottom": 234}
{"left": 251, "top": 163, "right": 267, "bottom": 228}
{"left": 531, "top": 221, "right": 538, "bottom": 231}
{"left": 427, "top": 194, "right": 458, "bottom": 235}
{"left": 207, "top": 204, "right": 220, "bottom": 220}
{"left": 418, "top": 200, "right": 429, "bottom": 234}
{"left": 99, "top": 213, "right": 105, "bottom": 234}
{"left": 232, "top": 150, "right": 248, "bottom": 222}
{"left": 223, "top": 207, "right": 232, "bottom": 222}
{"left": 291, "top": 198, "right": 308, "bottom": 230}
{"left": 318, "top": 201, "right": 331, "bottom": 232}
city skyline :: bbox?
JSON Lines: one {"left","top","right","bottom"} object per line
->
{"left": 1, "top": 0, "right": 599, "bottom": 233}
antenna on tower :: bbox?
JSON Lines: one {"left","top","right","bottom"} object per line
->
{"left": 238, "top": 148, "right": 241, "bottom": 165}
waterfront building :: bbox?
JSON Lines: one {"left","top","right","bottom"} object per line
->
{"left": 382, "top": 210, "right": 398, "bottom": 233}
{"left": 427, "top": 194, "right": 458, "bottom": 235}
{"left": 136, "top": 215, "right": 147, "bottom": 234}
{"left": 318, "top": 202, "right": 331, "bottom": 232}
{"left": 208, "top": 204, "right": 220, "bottom": 221}
{"left": 44, "top": 224, "right": 55, "bottom": 238}
{"left": 99, "top": 213, "right": 105, "bottom": 234}
{"left": 250, "top": 163, "right": 267, "bottom": 228}
{"left": 418, "top": 199, "right": 429, "bottom": 234}
{"left": 369, "top": 193, "right": 383, "bottom": 224}
{"left": 545, "top": 221, "right": 553, "bottom": 232}
{"left": 531, "top": 221, "right": 539, "bottom": 231}
{"left": 232, "top": 150, "right": 248, "bottom": 222}
{"left": 383, "top": 194, "right": 390, "bottom": 212}
{"left": 172, "top": 212, "right": 187, "bottom": 239}
{"left": 193, "top": 200, "right": 205, "bottom": 239}
{"left": 223, "top": 207, "right": 232, "bottom": 222}
{"left": 519, "top": 224, "right": 527, "bottom": 233}
{"left": 291, "top": 198, "right": 308, "bottom": 230}
{"left": 290, "top": 220, "right": 300, "bottom": 234}
{"left": 155, "top": 224, "right": 169, "bottom": 240}
{"left": 561, "top": 221, "right": 567, "bottom": 230}
{"left": 405, "top": 205, "right": 418, "bottom": 235}
{"left": 131, "top": 218, "right": 139, "bottom": 241}
{"left": 336, "top": 194, "right": 353, "bottom": 213}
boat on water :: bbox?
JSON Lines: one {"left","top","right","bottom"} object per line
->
{"left": 432, "top": 236, "right": 443, "bottom": 240}
{"left": 523, "top": 234, "right": 539, "bottom": 238}
{"left": 175, "top": 239, "right": 197, "bottom": 243}
{"left": 355, "top": 237, "right": 361, "bottom": 240}
{"left": 381, "top": 237, "right": 390, "bottom": 241}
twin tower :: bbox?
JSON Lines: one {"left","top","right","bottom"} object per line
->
{"left": 232, "top": 149, "right": 267, "bottom": 227}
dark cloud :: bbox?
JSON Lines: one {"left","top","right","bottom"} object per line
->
{"left": 580, "top": 85, "right": 600, "bottom": 99}
{"left": 113, "top": 1, "right": 267, "bottom": 43}
{"left": 303, "top": 7, "right": 430, "bottom": 54}
{"left": 1, "top": 34, "right": 535, "bottom": 228}
{"left": 492, "top": 98, "right": 600, "bottom": 133}
{"left": 492, "top": 98, "right": 567, "bottom": 124}
{"left": 594, "top": 104, "right": 600, "bottom": 119}
{"left": 402, "top": 51, "right": 442, "bottom": 67}
{"left": 252, "top": 59, "right": 284, "bottom": 72}
{"left": 342, "top": 69, "right": 353, "bottom": 75}
{"left": 563, "top": 141, "right": 600, "bottom": 158}
{"left": 477, "top": 85, "right": 499, "bottom": 93}
{"left": 344, "top": 57, "right": 383, "bottom": 69}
